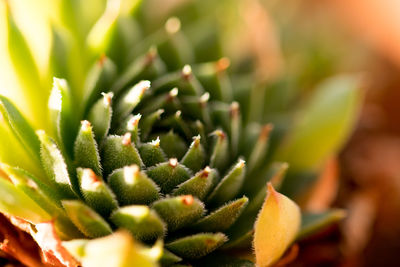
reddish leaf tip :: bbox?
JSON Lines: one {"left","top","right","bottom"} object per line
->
{"left": 122, "top": 133, "right": 132, "bottom": 146}
{"left": 169, "top": 158, "right": 178, "bottom": 168}
{"left": 180, "top": 195, "right": 194, "bottom": 206}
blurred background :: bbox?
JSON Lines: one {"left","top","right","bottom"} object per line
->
{"left": 2, "top": 0, "right": 400, "bottom": 266}
{"left": 268, "top": 1, "right": 400, "bottom": 266}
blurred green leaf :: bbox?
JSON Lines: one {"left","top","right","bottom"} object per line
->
{"left": 0, "top": 123, "right": 42, "bottom": 177}
{"left": 5, "top": 4, "right": 48, "bottom": 129}
{"left": 0, "top": 95, "right": 41, "bottom": 163}
{"left": 275, "top": 75, "right": 363, "bottom": 171}
{"left": 0, "top": 176, "right": 50, "bottom": 223}
{"left": 87, "top": 0, "right": 141, "bottom": 57}
{"left": 297, "top": 209, "right": 346, "bottom": 240}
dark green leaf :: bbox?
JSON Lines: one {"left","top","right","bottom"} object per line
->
{"left": 193, "top": 197, "right": 248, "bottom": 232}
{"left": 166, "top": 233, "right": 227, "bottom": 259}
{"left": 207, "top": 159, "right": 246, "bottom": 207}
{"left": 138, "top": 138, "right": 167, "bottom": 167}
{"left": 160, "top": 249, "right": 182, "bottom": 266}
{"left": 101, "top": 134, "right": 143, "bottom": 177}
{"left": 152, "top": 195, "right": 205, "bottom": 232}
{"left": 88, "top": 93, "right": 113, "bottom": 143}
{"left": 180, "top": 136, "right": 205, "bottom": 173}
{"left": 146, "top": 159, "right": 191, "bottom": 194}
{"left": 74, "top": 120, "right": 102, "bottom": 176}
{"left": 297, "top": 209, "right": 346, "bottom": 240}
{"left": 83, "top": 57, "right": 117, "bottom": 114}
{"left": 209, "top": 130, "right": 229, "bottom": 173}
{"left": 158, "top": 131, "right": 188, "bottom": 159}
{"left": 172, "top": 167, "right": 217, "bottom": 200}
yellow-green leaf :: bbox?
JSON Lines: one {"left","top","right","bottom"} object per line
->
{"left": 0, "top": 95, "right": 41, "bottom": 163}
{"left": 253, "top": 183, "right": 301, "bottom": 267}
{"left": 0, "top": 177, "right": 50, "bottom": 224}
{"left": 4, "top": 4, "right": 48, "bottom": 129}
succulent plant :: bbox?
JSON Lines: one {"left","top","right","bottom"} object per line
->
{"left": 0, "top": 0, "right": 362, "bottom": 266}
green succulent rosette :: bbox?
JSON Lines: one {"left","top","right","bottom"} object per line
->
{"left": 0, "top": 0, "right": 362, "bottom": 266}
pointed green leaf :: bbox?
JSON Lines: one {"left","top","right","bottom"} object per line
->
{"left": 297, "top": 209, "right": 346, "bottom": 240}
{"left": 160, "top": 249, "right": 182, "bottom": 266}
{"left": 74, "top": 120, "right": 102, "bottom": 176}
{"left": 0, "top": 177, "right": 50, "bottom": 223}
{"left": 193, "top": 120, "right": 208, "bottom": 149}
{"left": 0, "top": 123, "right": 42, "bottom": 177}
{"left": 113, "top": 80, "right": 150, "bottom": 123}
{"left": 159, "top": 110, "right": 192, "bottom": 139}
{"left": 108, "top": 165, "right": 160, "bottom": 205}
{"left": 49, "top": 78, "right": 78, "bottom": 158}
{"left": 247, "top": 124, "right": 273, "bottom": 174}
{"left": 180, "top": 135, "right": 206, "bottom": 173}
{"left": 118, "top": 114, "right": 141, "bottom": 144}
{"left": 193, "top": 197, "right": 248, "bottom": 232}
{"left": 5, "top": 169, "right": 62, "bottom": 216}
{"left": 209, "top": 130, "right": 229, "bottom": 172}
{"left": 139, "top": 109, "right": 163, "bottom": 141}
{"left": 0, "top": 96, "right": 41, "bottom": 163}
{"left": 172, "top": 167, "right": 217, "bottom": 200}
{"left": 158, "top": 131, "right": 187, "bottom": 159}
{"left": 195, "top": 58, "right": 233, "bottom": 102}
{"left": 62, "top": 200, "right": 113, "bottom": 238}
{"left": 146, "top": 159, "right": 191, "bottom": 194}
{"left": 138, "top": 88, "right": 181, "bottom": 115}
{"left": 77, "top": 168, "right": 118, "bottom": 217}
{"left": 207, "top": 159, "right": 246, "bottom": 206}
{"left": 152, "top": 195, "right": 205, "bottom": 232}
{"left": 229, "top": 102, "right": 241, "bottom": 157}
{"left": 152, "top": 65, "right": 203, "bottom": 96}
{"left": 83, "top": 57, "right": 117, "bottom": 114}
{"left": 37, "top": 130, "right": 77, "bottom": 198}
{"left": 101, "top": 134, "right": 143, "bottom": 176}
{"left": 166, "top": 233, "right": 227, "bottom": 259}
{"left": 222, "top": 230, "right": 254, "bottom": 250}
{"left": 110, "top": 205, "right": 166, "bottom": 242}
{"left": 181, "top": 93, "right": 211, "bottom": 127}
{"left": 49, "top": 27, "right": 70, "bottom": 84}
{"left": 88, "top": 92, "right": 113, "bottom": 143}
{"left": 111, "top": 47, "right": 166, "bottom": 94}
{"left": 138, "top": 138, "right": 167, "bottom": 167}
{"left": 1, "top": 165, "right": 60, "bottom": 205}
